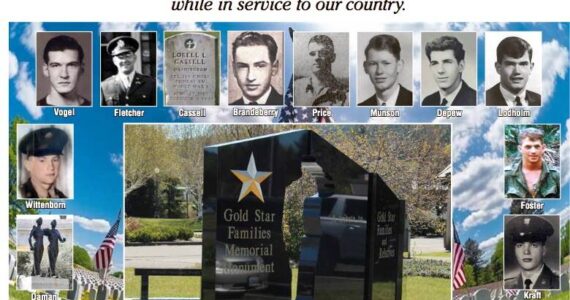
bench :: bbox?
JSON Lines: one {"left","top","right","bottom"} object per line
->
{"left": 134, "top": 268, "right": 202, "bottom": 300}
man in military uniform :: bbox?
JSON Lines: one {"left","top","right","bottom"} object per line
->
{"left": 504, "top": 215, "right": 560, "bottom": 290}
{"left": 19, "top": 126, "right": 69, "bottom": 199}
{"left": 294, "top": 34, "right": 348, "bottom": 107}
{"left": 505, "top": 127, "right": 560, "bottom": 198}
{"left": 101, "top": 36, "right": 156, "bottom": 106}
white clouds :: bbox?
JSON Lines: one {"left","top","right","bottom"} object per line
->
{"left": 15, "top": 62, "right": 42, "bottom": 119}
{"left": 74, "top": 216, "right": 111, "bottom": 233}
{"left": 84, "top": 243, "right": 98, "bottom": 256}
{"left": 561, "top": 118, "right": 570, "bottom": 187}
{"left": 560, "top": 206, "right": 570, "bottom": 224}
{"left": 453, "top": 155, "right": 509, "bottom": 229}
{"left": 480, "top": 232, "right": 503, "bottom": 251}
{"left": 110, "top": 153, "right": 123, "bottom": 176}
{"left": 21, "top": 23, "right": 44, "bottom": 54}
{"left": 9, "top": 51, "right": 19, "bottom": 79}
{"left": 541, "top": 40, "right": 569, "bottom": 104}
{"left": 99, "top": 22, "right": 147, "bottom": 32}
{"left": 158, "top": 22, "right": 212, "bottom": 32}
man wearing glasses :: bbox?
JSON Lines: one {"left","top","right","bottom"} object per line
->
{"left": 101, "top": 36, "right": 156, "bottom": 106}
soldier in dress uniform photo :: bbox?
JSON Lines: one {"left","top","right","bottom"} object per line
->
{"left": 17, "top": 125, "right": 73, "bottom": 199}
{"left": 101, "top": 33, "right": 156, "bottom": 106}
{"left": 504, "top": 215, "right": 560, "bottom": 290}
{"left": 294, "top": 33, "right": 349, "bottom": 107}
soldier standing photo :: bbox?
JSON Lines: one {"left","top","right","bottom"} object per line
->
{"left": 28, "top": 217, "right": 45, "bottom": 276}
{"left": 44, "top": 219, "right": 67, "bottom": 277}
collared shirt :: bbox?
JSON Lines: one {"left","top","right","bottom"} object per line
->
{"left": 119, "top": 72, "right": 135, "bottom": 91}
{"left": 242, "top": 87, "right": 272, "bottom": 105}
{"left": 376, "top": 84, "right": 400, "bottom": 107}
{"left": 500, "top": 84, "right": 529, "bottom": 106}
{"left": 438, "top": 81, "right": 463, "bottom": 106}
{"left": 522, "top": 264, "right": 544, "bottom": 289}
{"left": 505, "top": 160, "right": 560, "bottom": 198}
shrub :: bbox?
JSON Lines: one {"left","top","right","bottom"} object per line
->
{"left": 403, "top": 258, "right": 450, "bottom": 279}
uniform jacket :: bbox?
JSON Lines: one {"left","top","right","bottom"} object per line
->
{"left": 505, "top": 160, "right": 560, "bottom": 198}
{"left": 359, "top": 84, "right": 413, "bottom": 106}
{"left": 231, "top": 87, "right": 283, "bottom": 106}
{"left": 486, "top": 83, "right": 541, "bottom": 106}
{"left": 20, "top": 179, "right": 67, "bottom": 199}
{"left": 422, "top": 80, "right": 476, "bottom": 106}
{"left": 101, "top": 72, "right": 156, "bottom": 106}
{"left": 504, "top": 265, "right": 560, "bottom": 289}
{"left": 294, "top": 76, "right": 348, "bottom": 106}
{"left": 37, "top": 96, "right": 91, "bottom": 107}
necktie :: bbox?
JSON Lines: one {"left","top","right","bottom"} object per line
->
{"left": 524, "top": 279, "right": 532, "bottom": 289}
{"left": 441, "top": 98, "right": 448, "bottom": 106}
{"left": 515, "top": 96, "right": 522, "bottom": 106}
{"left": 248, "top": 101, "right": 257, "bottom": 105}
{"left": 381, "top": 102, "right": 386, "bottom": 106}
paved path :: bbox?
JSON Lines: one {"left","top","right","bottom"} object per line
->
{"left": 126, "top": 245, "right": 202, "bottom": 269}
{"left": 410, "top": 237, "right": 445, "bottom": 254}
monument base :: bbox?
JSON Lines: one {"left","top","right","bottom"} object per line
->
{"left": 31, "top": 276, "right": 71, "bottom": 290}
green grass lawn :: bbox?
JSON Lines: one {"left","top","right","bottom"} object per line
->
{"left": 126, "top": 268, "right": 201, "bottom": 298}
{"left": 9, "top": 285, "right": 31, "bottom": 300}
{"left": 563, "top": 255, "right": 569, "bottom": 265}
{"left": 545, "top": 291, "right": 570, "bottom": 299}
{"left": 402, "top": 276, "right": 450, "bottom": 300}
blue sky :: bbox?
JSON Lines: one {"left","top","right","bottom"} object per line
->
{"left": 9, "top": 22, "right": 569, "bottom": 269}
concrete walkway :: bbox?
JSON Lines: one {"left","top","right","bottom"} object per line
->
{"left": 126, "top": 244, "right": 202, "bottom": 269}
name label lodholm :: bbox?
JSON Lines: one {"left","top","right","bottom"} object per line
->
{"left": 498, "top": 109, "right": 531, "bottom": 118}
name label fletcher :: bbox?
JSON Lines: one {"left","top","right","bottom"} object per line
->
{"left": 114, "top": 109, "right": 145, "bottom": 117}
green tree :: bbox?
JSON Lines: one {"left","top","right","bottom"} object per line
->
{"left": 488, "top": 238, "right": 504, "bottom": 281}
{"left": 561, "top": 220, "right": 569, "bottom": 263}
{"left": 73, "top": 245, "right": 94, "bottom": 271}
{"left": 463, "top": 238, "right": 483, "bottom": 285}
{"left": 9, "top": 117, "right": 38, "bottom": 229}
{"left": 463, "top": 262, "right": 477, "bottom": 287}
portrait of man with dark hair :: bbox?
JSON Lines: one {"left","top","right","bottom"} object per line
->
{"left": 504, "top": 125, "right": 560, "bottom": 199}
{"left": 504, "top": 215, "right": 560, "bottom": 290}
{"left": 37, "top": 33, "right": 91, "bottom": 107}
{"left": 359, "top": 33, "right": 412, "bottom": 107}
{"left": 486, "top": 35, "right": 541, "bottom": 106}
{"left": 229, "top": 31, "right": 283, "bottom": 106}
{"left": 422, "top": 33, "right": 477, "bottom": 106}
{"left": 294, "top": 32, "right": 349, "bottom": 107}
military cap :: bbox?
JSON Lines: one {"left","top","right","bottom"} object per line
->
{"left": 506, "top": 216, "right": 554, "bottom": 243}
{"left": 107, "top": 36, "right": 139, "bottom": 56}
{"left": 19, "top": 127, "right": 69, "bottom": 157}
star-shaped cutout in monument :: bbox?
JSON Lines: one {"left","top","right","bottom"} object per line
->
{"left": 231, "top": 153, "right": 272, "bottom": 203}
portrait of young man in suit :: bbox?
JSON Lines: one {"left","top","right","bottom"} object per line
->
{"left": 421, "top": 34, "right": 477, "bottom": 107}
{"left": 486, "top": 35, "right": 541, "bottom": 106}
{"left": 358, "top": 34, "right": 412, "bottom": 107}
{"left": 229, "top": 31, "right": 283, "bottom": 106}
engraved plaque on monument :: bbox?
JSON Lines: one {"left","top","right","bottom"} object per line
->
{"left": 164, "top": 32, "right": 219, "bottom": 106}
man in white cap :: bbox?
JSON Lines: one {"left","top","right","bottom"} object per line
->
{"left": 101, "top": 36, "right": 156, "bottom": 106}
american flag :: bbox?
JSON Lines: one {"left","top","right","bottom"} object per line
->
{"left": 453, "top": 224, "right": 467, "bottom": 289}
{"left": 95, "top": 211, "right": 121, "bottom": 277}
{"left": 505, "top": 289, "right": 520, "bottom": 298}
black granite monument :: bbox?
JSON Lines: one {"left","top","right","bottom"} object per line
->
{"left": 202, "top": 129, "right": 404, "bottom": 300}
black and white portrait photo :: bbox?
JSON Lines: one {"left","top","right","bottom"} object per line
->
{"left": 293, "top": 32, "right": 349, "bottom": 107}
{"left": 421, "top": 32, "right": 477, "bottom": 107}
{"left": 100, "top": 31, "right": 157, "bottom": 106}
{"left": 485, "top": 31, "right": 542, "bottom": 106}
{"left": 36, "top": 32, "right": 92, "bottom": 107}
{"left": 504, "top": 215, "right": 560, "bottom": 290}
{"left": 357, "top": 32, "right": 413, "bottom": 107}
{"left": 228, "top": 31, "right": 284, "bottom": 106}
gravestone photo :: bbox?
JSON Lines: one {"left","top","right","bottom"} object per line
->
{"left": 164, "top": 32, "right": 219, "bottom": 106}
